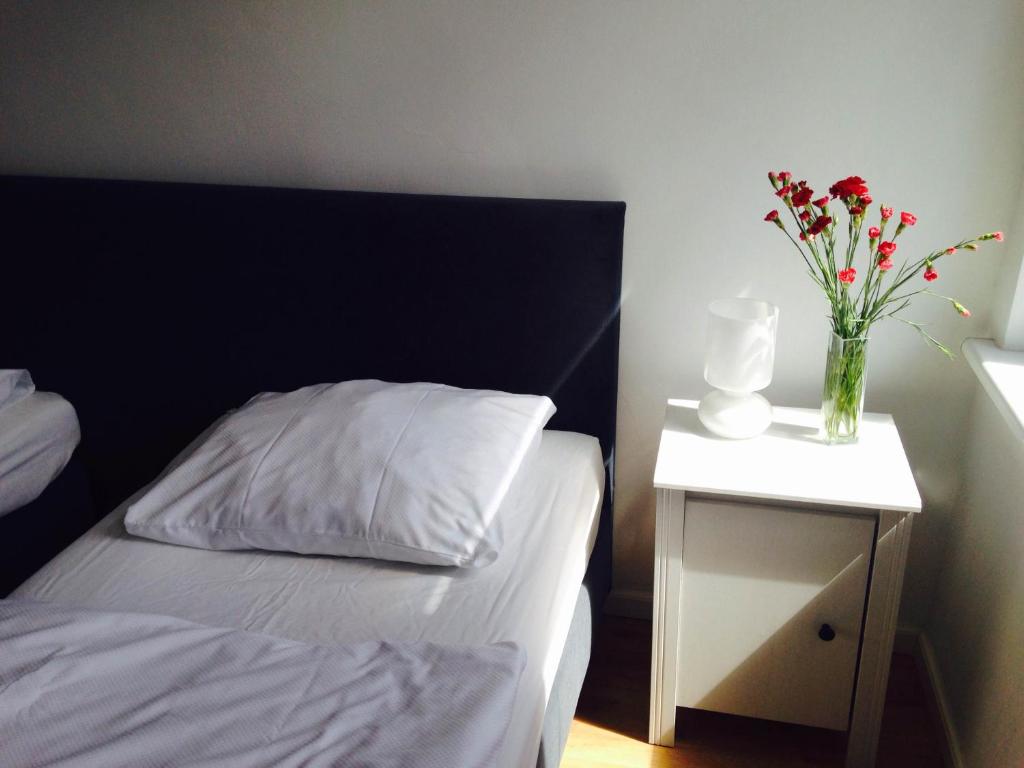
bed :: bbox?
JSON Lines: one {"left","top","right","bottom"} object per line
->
{"left": 1, "top": 175, "right": 625, "bottom": 767}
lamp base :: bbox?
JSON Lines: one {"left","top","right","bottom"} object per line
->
{"left": 697, "top": 390, "right": 772, "bottom": 439}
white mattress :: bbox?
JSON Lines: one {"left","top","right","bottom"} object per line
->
{"left": 0, "top": 390, "right": 80, "bottom": 516}
{"left": 15, "top": 429, "right": 604, "bottom": 768}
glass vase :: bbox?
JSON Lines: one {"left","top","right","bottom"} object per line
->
{"left": 821, "top": 332, "right": 868, "bottom": 444}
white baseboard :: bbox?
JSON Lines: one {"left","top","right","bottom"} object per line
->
{"left": 603, "top": 588, "right": 652, "bottom": 619}
{"left": 916, "top": 631, "right": 965, "bottom": 768}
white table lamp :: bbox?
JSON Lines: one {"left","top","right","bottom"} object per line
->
{"left": 697, "top": 298, "right": 779, "bottom": 439}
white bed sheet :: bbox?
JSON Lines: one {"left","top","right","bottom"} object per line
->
{"left": 15, "top": 429, "right": 604, "bottom": 768}
{"left": 2, "top": 599, "right": 525, "bottom": 768}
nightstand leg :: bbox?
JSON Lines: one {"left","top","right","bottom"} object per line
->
{"left": 846, "top": 510, "right": 914, "bottom": 768}
{"left": 649, "top": 487, "right": 686, "bottom": 746}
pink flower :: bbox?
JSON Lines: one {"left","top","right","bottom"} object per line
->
{"left": 807, "top": 215, "right": 833, "bottom": 236}
{"left": 769, "top": 171, "right": 778, "bottom": 184}
{"left": 954, "top": 301, "right": 971, "bottom": 318}
{"left": 838, "top": 268, "right": 857, "bottom": 284}
{"left": 829, "top": 176, "right": 870, "bottom": 199}
{"left": 877, "top": 257, "right": 894, "bottom": 271}
{"left": 900, "top": 211, "right": 917, "bottom": 226}
{"left": 764, "top": 210, "right": 779, "bottom": 221}
{"left": 778, "top": 171, "right": 792, "bottom": 182}
{"left": 791, "top": 187, "right": 814, "bottom": 207}
{"left": 878, "top": 241, "right": 897, "bottom": 256}
{"left": 945, "top": 247, "right": 956, "bottom": 255}
{"left": 994, "top": 231, "right": 1005, "bottom": 241}
{"left": 881, "top": 206, "right": 894, "bottom": 220}
{"left": 868, "top": 226, "right": 881, "bottom": 239}
{"left": 924, "top": 268, "right": 939, "bottom": 282}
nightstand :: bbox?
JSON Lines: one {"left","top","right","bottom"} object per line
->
{"left": 648, "top": 399, "right": 921, "bottom": 768}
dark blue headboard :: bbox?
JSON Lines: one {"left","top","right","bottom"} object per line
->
{"left": 3, "top": 175, "right": 623, "bottom": 569}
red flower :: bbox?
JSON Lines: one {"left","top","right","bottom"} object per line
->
{"left": 807, "top": 215, "right": 833, "bottom": 236}
{"left": 924, "top": 268, "right": 938, "bottom": 282}
{"left": 878, "top": 241, "right": 897, "bottom": 256}
{"left": 945, "top": 247, "right": 956, "bottom": 255}
{"left": 791, "top": 187, "right": 814, "bottom": 207}
{"left": 799, "top": 232, "right": 807, "bottom": 241}
{"left": 799, "top": 210, "right": 811, "bottom": 221}
{"left": 813, "top": 197, "right": 829, "bottom": 208}
{"left": 900, "top": 211, "right": 917, "bottom": 226}
{"left": 764, "top": 210, "right": 779, "bottom": 221}
{"left": 769, "top": 171, "right": 778, "bottom": 184}
{"left": 778, "top": 171, "right": 792, "bottom": 182}
{"left": 868, "top": 226, "right": 881, "bottom": 238}
{"left": 881, "top": 206, "right": 894, "bottom": 220}
{"left": 994, "top": 231, "right": 1005, "bottom": 241}
{"left": 838, "top": 268, "right": 857, "bottom": 284}
{"left": 829, "top": 176, "right": 870, "bottom": 199}
{"left": 860, "top": 194, "right": 873, "bottom": 205}
{"left": 877, "top": 257, "right": 894, "bottom": 271}
{"left": 850, "top": 205, "right": 864, "bottom": 215}
{"left": 775, "top": 185, "right": 792, "bottom": 198}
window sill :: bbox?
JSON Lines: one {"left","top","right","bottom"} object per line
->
{"left": 963, "top": 338, "right": 1024, "bottom": 442}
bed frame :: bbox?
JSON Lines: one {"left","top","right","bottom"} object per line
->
{"left": 2, "top": 174, "right": 624, "bottom": 766}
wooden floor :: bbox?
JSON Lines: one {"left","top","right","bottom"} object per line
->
{"left": 561, "top": 616, "right": 947, "bottom": 768}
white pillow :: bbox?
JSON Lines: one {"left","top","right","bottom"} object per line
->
{"left": 0, "top": 369, "right": 34, "bottom": 411}
{"left": 124, "top": 380, "right": 555, "bottom": 567}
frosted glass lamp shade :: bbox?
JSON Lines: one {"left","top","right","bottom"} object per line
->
{"left": 703, "top": 298, "right": 779, "bottom": 392}
{"left": 698, "top": 298, "right": 779, "bottom": 439}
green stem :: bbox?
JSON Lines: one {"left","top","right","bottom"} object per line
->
{"left": 821, "top": 334, "right": 868, "bottom": 443}
{"left": 897, "top": 318, "right": 955, "bottom": 358}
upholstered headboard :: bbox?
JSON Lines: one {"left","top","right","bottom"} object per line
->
{"left": 4, "top": 175, "right": 623, "bottom": 548}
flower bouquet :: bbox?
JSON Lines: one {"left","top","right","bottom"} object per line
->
{"left": 764, "top": 172, "right": 1003, "bottom": 443}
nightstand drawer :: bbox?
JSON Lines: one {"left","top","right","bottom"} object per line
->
{"left": 676, "top": 498, "right": 874, "bottom": 731}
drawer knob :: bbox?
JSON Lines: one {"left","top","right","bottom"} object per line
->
{"left": 818, "top": 623, "right": 836, "bottom": 642}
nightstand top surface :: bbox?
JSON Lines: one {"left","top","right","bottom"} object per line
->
{"left": 654, "top": 399, "right": 922, "bottom": 513}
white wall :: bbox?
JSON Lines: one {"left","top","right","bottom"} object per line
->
{"left": 927, "top": 384, "right": 1024, "bottom": 767}
{"left": 992, "top": 180, "right": 1024, "bottom": 350}
{"left": 3, "top": 1, "right": 1023, "bottom": 628}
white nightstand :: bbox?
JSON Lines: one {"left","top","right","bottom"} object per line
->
{"left": 648, "top": 399, "right": 921, "bottom": 768}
